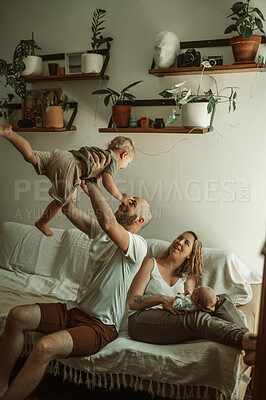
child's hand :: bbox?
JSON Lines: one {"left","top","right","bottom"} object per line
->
{"left": 120, "top": 193, "right": 134, "bottom": 204}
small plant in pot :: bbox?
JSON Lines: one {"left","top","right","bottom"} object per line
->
{"left": 82, "top": 8, "right": 113, "bottom": 74}
{"left": 32, "top": 89, "right": 70, "bottom": 128}
{"left": 15, "top": 32, "right": 42, "bottom": 76}
{"left": 92, "top": 80, "right": 142, "bottom": 127}
{"left": 224, "top": 0, "right": 265, "bottom": 63}
{"left": 159, "top": 61, "right": 237, "bottom": 128}
{"left": 0, "top": 33, "right": 41, "bottom": 98}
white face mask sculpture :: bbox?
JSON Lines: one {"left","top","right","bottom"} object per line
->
{"left": 153, "top": 31, "right": 180, "bottom": 68}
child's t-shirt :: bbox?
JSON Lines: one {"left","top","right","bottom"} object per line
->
{"left": 69, "top": 146, "right": 118, "bottom": 179}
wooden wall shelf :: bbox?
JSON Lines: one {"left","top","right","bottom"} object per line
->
{"left": 15, "top": 126, "right": 76, "bottom": 132}
{"left": 99, "top": 127, "right": 212, "bottom": 134}
{"left": 22, "top": 73, "right": 109, "bottom": 83}
{"left": 149, "top": 63, "right": 265, "bottom": 77}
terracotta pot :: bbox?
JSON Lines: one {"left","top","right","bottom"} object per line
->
{"left": 230, "top": 35, "right": 262, "bottom": 63}
{"left": 112, "top": 105, "right": 131, "bottom": 128}
{"left": 42, "top": 106, "right": 63, "bottom": 128}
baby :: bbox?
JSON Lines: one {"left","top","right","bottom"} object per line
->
{"left": 173, "top": 285, "right": 219, "bottom": 313}
{"left": 0, "top": 124, "right": 135, "bottom": 236}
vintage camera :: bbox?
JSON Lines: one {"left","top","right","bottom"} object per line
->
{"left": 202, "top": 55, "right": 223, "bottom": 67}
{"left": 177, "top": 48, "right": 201, "bottom": 67}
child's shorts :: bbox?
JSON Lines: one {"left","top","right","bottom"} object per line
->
{"left": 34, "top": 149, "right": 87, "bottom": 206}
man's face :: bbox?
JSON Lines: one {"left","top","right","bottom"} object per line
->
{"left": 114, "top": 197, "right": 140, "bottom": 227}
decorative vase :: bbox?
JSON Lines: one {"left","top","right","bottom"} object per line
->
{"left": 230, "top": 35, "right": 262, "bottom": 63}
{"left": 42, "top": 106, "right": 64, "bottom": 128}
{"left": 129, "top": 116, "right": 137, "bottom": 128}
{"left": 112, "top": 105, "right": 131, "bottom": 128}
{"left": 182, "top": 103, "right": 211, "bottom": 128}
{"left": 21, "top": 56, "right": 43, "bottom": 76}
{"left": 81, "top": 53, "right": 104, "bottom": 73}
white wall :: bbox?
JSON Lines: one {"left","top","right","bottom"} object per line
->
{"left": 0, "top": 0, "right": 265, "bottom": 275}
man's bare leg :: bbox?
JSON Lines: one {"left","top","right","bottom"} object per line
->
{"left": 1, "top": 330, "right": 73, "bottom": 400}
{"left": 35, "top": 200, "right": 62, "bottom": 237}
{"left": 0, "top": 304, "right": 41, "bottom": 398}
{"left": 0, "top": 124, "right": 37, "bottom": 166}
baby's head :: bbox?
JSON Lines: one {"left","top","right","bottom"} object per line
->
{"left": 191, "top": 286, "right": 219, "bottom": 312}
{"left": 108, "top": 136, "right": 135, "bottom": 169}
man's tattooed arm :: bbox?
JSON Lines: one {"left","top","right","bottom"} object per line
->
{"left": 133, "top": 294, "right": 152, "bottom": 304}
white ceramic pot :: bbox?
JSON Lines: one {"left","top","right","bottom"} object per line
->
{"left": 21, "top": 56, "right": 43, "bottom": 76}
{"left": 182, "top": 102, "right": 211, "bottom": 128}
{"left": 81, "top": 53, "right": 104, "bottom": 73}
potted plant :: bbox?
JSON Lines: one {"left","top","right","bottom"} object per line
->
{"left": 82, "top": 8, "right": 113, "bottom": 73}
{"left": 28, "top": 89, "right": 70, "bottom": 128}
{"left": 0, "top": 33, "right": 41, "bottom": 98}
{"left": 224, "top": 0, "right": 265, "bottom": 63}
{"left": 92, "top": 80, "right": 142, "bottom": 127}
{"left": 16, "top": 32, "right": 42, "bottom": 76}
{"left": 159, "top": 61, "right": 237, "bottom": 128}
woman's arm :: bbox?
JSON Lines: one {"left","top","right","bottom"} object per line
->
{"left": 128, "top": 258, "right": 177, "bottom": 314}
{"left": 184, "top": 276, "right": 196, "bottom": 294}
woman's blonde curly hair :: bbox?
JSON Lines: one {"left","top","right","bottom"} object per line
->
{"left": 160, "top": 231, "right": 204, "bottom": 279}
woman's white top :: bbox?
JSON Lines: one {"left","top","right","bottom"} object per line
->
{"left": 129, "top": 257, "right": 187, "bottom": 315}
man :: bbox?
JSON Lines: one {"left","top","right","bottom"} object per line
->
{"left": 0, "top": 153, "right": 152, "bottom": 400}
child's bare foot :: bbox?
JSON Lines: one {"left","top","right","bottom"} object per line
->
{"left": 243, "top": 350, "right": 256, "bottom": 366}
{"left": 0, "top": 123, "right": 12, "bottom": 137}
{"left": 35, "top": 221, "right": 53, "bottom": 237}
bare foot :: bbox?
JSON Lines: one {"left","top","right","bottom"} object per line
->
{"left": 0, "top": 124, "right": 12, "bottom": 137}
{"left": 243, "top": 350, "right": 256, "bottom": 366}
{"left": 35, "top": 221, "right": 53, "bottom": 237}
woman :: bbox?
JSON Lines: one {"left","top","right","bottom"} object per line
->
{"left": 128, "top": 231, "right": 256, "bottom": 364}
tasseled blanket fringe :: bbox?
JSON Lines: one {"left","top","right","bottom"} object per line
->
{"left": 46, "top": 360, "right": 226, "bottom": 400}
{"left": 21, "top": 345, "right": 226, "bottom": 399}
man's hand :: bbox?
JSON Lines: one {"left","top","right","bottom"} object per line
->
{"left": 90, "top": 152, "right": 111, "bottom": 178}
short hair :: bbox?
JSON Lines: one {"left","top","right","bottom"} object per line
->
{"left": 197, "top": 286, "right": 217, "bottom": 308}
{"left": 108, "top": 136, "right": 135, "bottom": 155}
{"left": 140, "top": 203, "right": 152, "bottom": 229}
{"left": 134, "top": 197, "right": 152, "bottom": 230}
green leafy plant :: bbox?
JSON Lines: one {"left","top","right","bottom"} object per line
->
{"left": 0, "top": 33, "right": 41, "bottom": 98}
{"left": 159, "top": 61, "right": 237, "bottom": 126}
{"left": 0, "top": 94, "right": 15, "bottom": 119}
{"left": 92, "top": 80, "right": 143, "bottom": 106}
{"left": 90, "top": 9, "right": 113, "bottom": 53}
{"left": 224, "top": 0, "right": 265, "bottom": 38}
{"left": 28, "top": 89, "right": 70, "bottom": 114}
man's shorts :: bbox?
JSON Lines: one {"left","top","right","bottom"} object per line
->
{"left": 37, "top": 302, "right": 118, "bottom": 357}
{"left": 34, "top": 150, "right": 87, "bottom": 206}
